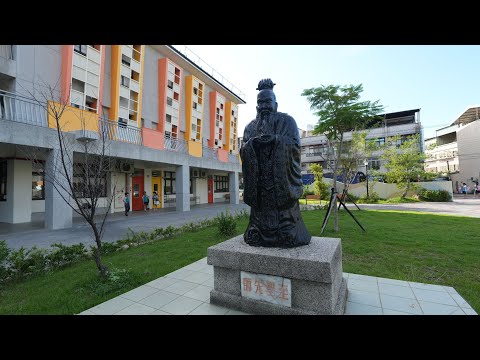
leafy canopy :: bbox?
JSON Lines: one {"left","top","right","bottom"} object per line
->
{"left": 302, "top": 84, "right": 384, "bottom": 140}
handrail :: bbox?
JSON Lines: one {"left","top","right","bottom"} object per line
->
{"left": 98, "top": 118, "right": 143, "bottom": 145}
{"left": 0, "top": 91, "right": 47, "bottom": 127}
{"left": 0, "top": 45, "right": 14, "bottom": 60}
{"left": 202, "top": 145, "right": 218, "bottom": 160}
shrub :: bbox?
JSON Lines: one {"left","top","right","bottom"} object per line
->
{"left": 217, "top": 210, "right": 237, "bottom": 237}
{"left": 418, "top": 188, "right": 451, "bottom": 202}
{"left": 0, "top": 241, "right": 11, "bottom": 281}
{"left": 47, "top": 243, "right": 89, "bottom": 268}
{"left": 357, "top": 192, "right": 381, "bottom": 204}
{"left": 314, "top": 180, "right": 330, "bottom": 200}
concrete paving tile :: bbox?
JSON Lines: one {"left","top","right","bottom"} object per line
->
{"left": 115, "top": 303, "right": 157, "bottom": 315}
{"left": 138, "top": 290, "right": 179, "bottom": 309}
{"left": 164, "top": 268, "right": 196, "bottom": 280}
{"left": 380, "top": 294, "right": 422, "bottom": 314}
{"left": 408, "top": 281, "right": 448, "bottom": 292}
{"left": 418, "top": 301, "right": 462, "bottom": 315}
{"left": 462, "top": 308, "right": 477, "bottom": 315}
{"left": 348, "top": 273, "right": 378, "bottom": 283}
{"left": 345, "top": 301, "right": 382, "bottom": 315}
{"left": 144, "top": 276, "right": 178, "bottom": 290}
{"left": 89, "top": 297, "right": 136, "bottom": 315}
{"left": 120, "top": 285, "right": 159, "bottom": 302}
{"left": 347, "top": 278, "right": 379, "bottom": 293}
{"left": 379, "top": 283, "right": 415, "bottom": 299}
{"left": 183, "top": 284, "right": 213, "bottom": 302}
{"left": 449, "top": 293, "right": 473, "bottom": 309}
{"left": 377, "top": 277, "right": 410, "bottom": 287}
{"left": 188, "top": 302, "right": 230, "bottom": 315}
{"left": 182, "top": 271, "right": 212, "bottom": 285}
{"left": 160, "top": 296, "right": 203, "bottom": 315}
{"left": 347, "top": 289, "right": 381, "bottom": 307}
{"left": 163, "top": 279, "right": 199, "bottom": 295}
{"left": 412, "top": 288, "right": 458, "bottom": 306}
{"left": 382, "top": 309, "right": 413, "bottom": 315}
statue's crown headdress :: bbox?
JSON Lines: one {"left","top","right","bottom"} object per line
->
{"left": 256, "top": 78, "right": 276, "bottom": 91}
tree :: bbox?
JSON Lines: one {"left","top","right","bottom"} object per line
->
{"left": 20, "top": 81, "right": 116, "bottom": 277}
{"left": 309, "top": 163, "right": 329, "bottom": 200}
{"left": 302, "top": 84, "right": 383, "bottom": 231}
{"left": 379, "top": 133, "right": 426, "bottom": 198}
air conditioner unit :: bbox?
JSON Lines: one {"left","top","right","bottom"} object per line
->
{"left": 119, "top": 162, "right": 134, "bottom": 173}
{"left": 200, "top": 170, "right": 207, "bottom": 178}
{"left": 192, "top": 169, "right": 199, "bottom": 178}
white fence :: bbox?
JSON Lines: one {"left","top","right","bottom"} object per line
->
{"left": 312, "top": 179, "right": 454, "bottom": 200}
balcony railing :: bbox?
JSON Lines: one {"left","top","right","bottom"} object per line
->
{"left": 164, "top": 137, "right": 188, "bottom": 154}
{"left": 0, "top": 45, "right": 14, "bottom": 60}
{"left": 0, "top": 90, "right": 47, "bottom": 127}
{"left": 98, "top": 118, "right": 143, "bottom": 145}
{"left": 202, "top": 146, "right": 218, "bottom": 160}
{"left": 228, "top": 153, "right": 239, "bottom": 163}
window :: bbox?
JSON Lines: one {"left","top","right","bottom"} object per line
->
{"left": 121, "top": 75, "right": 130, "bottom": 87}
{"left": 167, "top": 80, "right": 173, "bottom": 89}
{"left": 118, "top": 118, "right": 128, "bottom": 128}
{"left": 74, "top": 45, "right": 87, "bottom": 56}
{"left": 214, "top": 175, "right": 229, "bottom": 193}
{"left": 167, "top": 97, "right": 173, "bottom": 106}
{"left": 121, "top": 54, "right": 131, "bottom": 66}
{"left": 164, "top": 171, "right": 175, "bottom": 195}
{"left": 369, "top": 159, "right": 381, "bottom": 170}
{"left": 72, "top": 163, "right": 107, "bottom": 198}
{"left": 32, "top": 161, "right": 45, "bottom": 200}
{"left": 193, "top": 87, "right": 198, "bottom": 95}
{"left": 166, "top": 114, "right": 172, "bottom": 123}
{"left": 0, "top": 160, "right": 6, "bottom": 201}
{"left": 193, "top": 102, "right": 197, "bottom": 109}
{"left": 85, "top": 96, "right": 97, "bottom": 112}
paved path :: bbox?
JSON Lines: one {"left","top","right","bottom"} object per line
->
{"left": 1, "top": 203, "right": 249, "bottom": 250}
{"left": 351, "top": 195, "right": 480, "bottom": 218}
{"left": 2, "top": 196, "right": 478, "bottom": 250}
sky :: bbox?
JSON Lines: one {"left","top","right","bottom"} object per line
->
{"left": 173, "top": 45, "right": 480, "bottom": 140}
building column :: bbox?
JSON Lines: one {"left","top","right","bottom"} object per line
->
{"left": 45, "top": 148, "right": 73, "bottom": 229}
{"left": 229, "top": 171, "right": 239, "bottom": 205}
{"left": 176, "top": 165, "right": 190, "bottom": 212}
{"left": 3, "top": 159, "right": 32, "bottom": 223}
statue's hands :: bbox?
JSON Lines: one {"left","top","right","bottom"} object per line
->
{"left": 255, "top": 134, "right": 276, "bottom": 143}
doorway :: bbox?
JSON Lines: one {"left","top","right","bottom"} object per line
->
{"left": 208, "top": 177, "right": 214, "bottom": 203}
{"left": 132, "top": 170, "right": 144, "bottom": 211}
{"left": 152, "top": 171, "right": 162, "bottom": 208}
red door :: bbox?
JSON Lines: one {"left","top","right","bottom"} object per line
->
{"left": 132, "top": 175, "right": 144, "bottom": 211}
{"left": 208, "top": 177, "right": 214, "bottom": 203}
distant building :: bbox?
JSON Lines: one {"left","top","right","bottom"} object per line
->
{"left": 300, "top": 109, "right": 422, "bottom": 182}
{"left": 425, "top": 106, "right": 480, "bottom": 192}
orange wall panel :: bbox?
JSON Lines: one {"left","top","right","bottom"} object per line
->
{"left": 142, "top": 128, "right": 164, "bottom": 150}
{"left": 47, "top": 101, "right": 99, "bottom": 132}
{"left": 61, "top": 46, "right": 73, "bottom": 105}
{"left": 217, "top": 148, "right": 228, "bottom": 162}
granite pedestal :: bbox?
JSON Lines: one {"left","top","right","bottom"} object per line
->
{"left": 207, "top": 235, "right": 347, "bottom": 315}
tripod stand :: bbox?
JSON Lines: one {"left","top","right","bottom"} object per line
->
{"left": 321, "top": 187, "right": 365, "bottom": 234}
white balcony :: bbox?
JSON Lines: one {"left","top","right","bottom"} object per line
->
{"left": 122, "top": 45, "right": 132, "bottom": 58}
{"left": 119, "top": 85, "right": 130, "bottom": 99}
{"left": 121, "top": 64, "right": 131, "bottom": 78}
{"left": 119, "top": 107, "right": 129, "bottom": 120}
{"left": 131, "top": 58, "right": 141, "bottom": 73}
{"left": 130, "top": 79, "right": 140, "bottom": 93}
{"left": 87, "top": 46, "right": 101, "bottom": 63}
{"left": 72, "top": 65, "right": 86, "bottom": 82}
{"left": 73, "top": 52, "right": 87, "bottom": 69}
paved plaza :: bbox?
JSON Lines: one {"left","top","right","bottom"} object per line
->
{"left": 79, "top": 257, "right": 477, "bottom": 315}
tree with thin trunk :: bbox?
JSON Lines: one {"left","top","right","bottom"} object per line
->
{"left": 302, "top": 84, "right": 383, "bottom": 231}
{"left": 20, "top": 80, "right": 116, "bottom": 277}
{"left": 379, "top": 133, "right": 426, "bottom": 198}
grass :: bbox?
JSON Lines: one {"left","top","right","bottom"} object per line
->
{"left": 0, "top": 209, "right": 478, "bottom": 314}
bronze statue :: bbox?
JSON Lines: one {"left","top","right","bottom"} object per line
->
{"left": 240, "top": 79, "right": 311, "bottom": 247}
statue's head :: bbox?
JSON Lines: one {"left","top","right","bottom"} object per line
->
{"left": 256, "top": 79, "right": 278, "bottom": 116}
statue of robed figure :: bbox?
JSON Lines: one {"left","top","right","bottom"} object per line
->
{"left": 240, "top": 79, "right": 311, "bottom": 248}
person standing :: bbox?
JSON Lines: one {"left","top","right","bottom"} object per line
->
{"left": 152, "top": 191, "right": 160, "bottom": 211}
{"left": 473, "top": 181, "right": 479, "bottom": 198}
{"left": 462, "top": 182, "right": 468, "bottom": 198}
{"left": 142, "top": 191, "right": 149, "bottom": 211}
{"left": 123, "top": 192, "right": 130, "bottom": 216}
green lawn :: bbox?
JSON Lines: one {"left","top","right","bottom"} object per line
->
{"left": 0, "top": 209, "right": 478, "bottom": 314}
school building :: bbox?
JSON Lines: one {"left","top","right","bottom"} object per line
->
{"left": 0, "top": 45, "right": 244, "bottom": 229}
